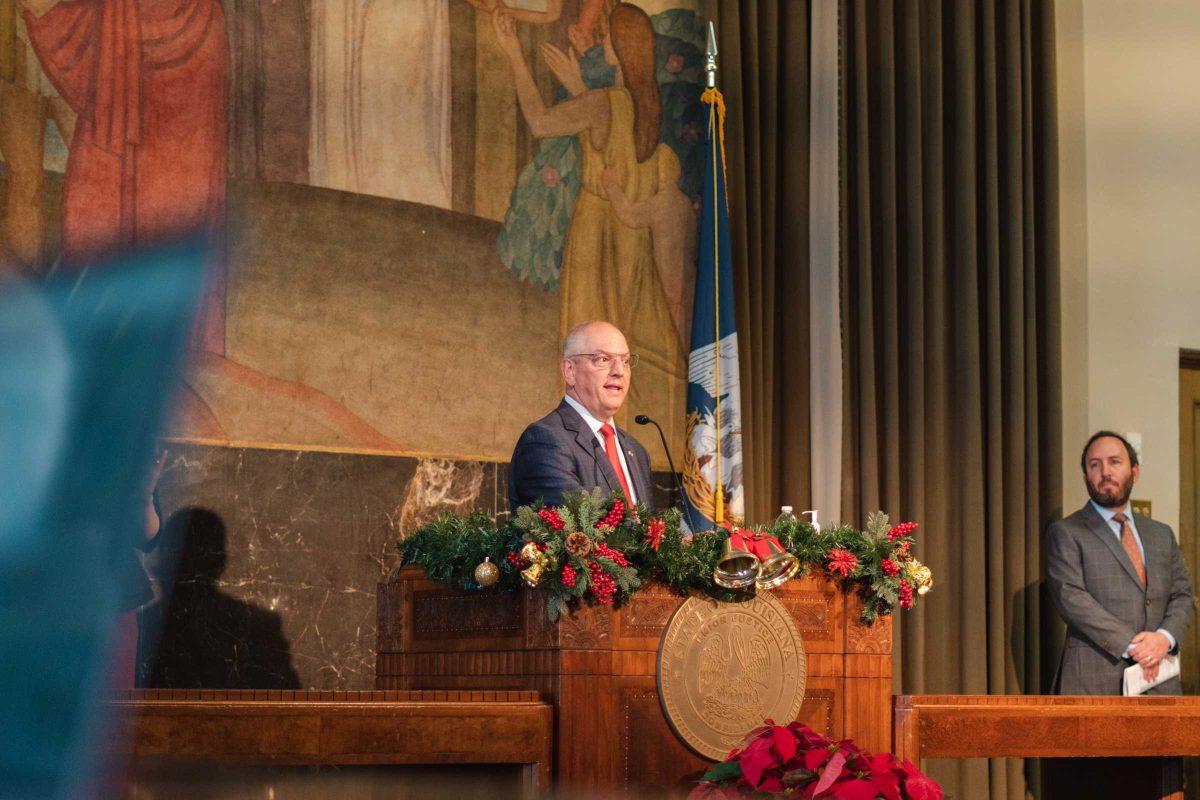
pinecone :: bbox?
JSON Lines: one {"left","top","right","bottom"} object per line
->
{"left": 565, "top": 531, "right": 593, "bottom": 558}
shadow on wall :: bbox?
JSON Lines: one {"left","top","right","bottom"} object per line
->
{"left": 140, "top": 508, "right": 301, "bottom": 689}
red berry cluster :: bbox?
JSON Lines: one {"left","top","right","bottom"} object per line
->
{"left": 561, "top": 564, "right": 577, "bottom": 587}
{"left": 593, "top": 542, "right": 629, "bottom": 567}
{"left": 538, "top": 508, "right": 566, "bottom": 531}
{"left": 898, "top": 579, "right": 915, "bottom": 609}
{"left": 596, "top": 500, "right": 626, "bottom": 529}
{"left": 881, "top": 558, "right": 900, "bottom": 577}
{"left": 587, "top": 561, "right": 618, "bottom": 603}
{"left": 888, "top": 521, "right": 918, "bottom": 542}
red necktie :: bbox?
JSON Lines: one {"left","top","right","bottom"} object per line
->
{"left": 599, "top": 423, "right": 633, "bottom": 502}
{"left": 1113, "top": 512, "right": 1147, "bottom": 588}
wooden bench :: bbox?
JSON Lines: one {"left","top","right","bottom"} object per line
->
{"left": 894, "top": 695, "right": 1200, "bottom": 800}
{"left": 108, "top": 689, "right": 553, "bottom": 797}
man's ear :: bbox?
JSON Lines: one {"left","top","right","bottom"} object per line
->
{"left": 1131, "top": 463, "right": 1140, "bottom": 484}
{"left": 561, "top": 359, "right": 575, "bottom": 387}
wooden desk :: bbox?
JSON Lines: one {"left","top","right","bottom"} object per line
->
{"left": 108, "top": 689, "right": 553, "bottom": 797}
{"left": 894, "top": 695, "right": 1200, "bottom": 800}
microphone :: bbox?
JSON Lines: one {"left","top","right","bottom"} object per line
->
{"left": 635, "top": 414, "right": 692, "bottom": 526}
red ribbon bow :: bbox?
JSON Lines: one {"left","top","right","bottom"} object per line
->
{"left": 725, "top": 524, "right": 783, "bottom": 562}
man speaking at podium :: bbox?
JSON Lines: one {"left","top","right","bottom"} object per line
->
{"left": 508, "top": 321, "right": 654, "bottom": 513}
{"left": 1046, "top": 431, "right": 1195, "bottom": 695}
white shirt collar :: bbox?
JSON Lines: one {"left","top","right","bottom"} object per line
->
{"left": 1090, "top": 498, "right": 1131, "bottom": 522}
{"left": 563, "top": 394, "right": 612, "bottom": 435}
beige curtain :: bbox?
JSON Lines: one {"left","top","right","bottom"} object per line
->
{"left": 712, "top": 0, "right": 813, "bottom": 523}
{"left": 839, "top": 1, "right": 1062, "bottom": 798}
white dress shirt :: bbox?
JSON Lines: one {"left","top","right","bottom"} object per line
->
{"left": 1090, "top": 499, "right": 1176, "bottom": 653}
{"left": 563, "top": 395, "right": 637, "bottom": 504}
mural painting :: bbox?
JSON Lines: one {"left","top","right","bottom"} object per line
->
{"left": 0, "top": 0, "right": 706, "bottom": 465}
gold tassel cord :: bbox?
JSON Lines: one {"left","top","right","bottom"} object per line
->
{"left": 702, "top": 87, "right": 726, "bottom": 525}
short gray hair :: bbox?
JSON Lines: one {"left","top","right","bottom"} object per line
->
{"left": 562, "top": 320, "right": 607, "bottom": 357}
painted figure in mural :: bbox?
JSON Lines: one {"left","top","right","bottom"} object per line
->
{"left": 20, "top": 0, "right": 229, "bottom": 354}
{"left": 493, "top": 3, "right": 689, "bottom": 435}
{"left": 310, "top": 0, "right": 453, "bottom": 207}
{"left": 0, "top": 11, "right": 75, "bottom": 268}
{"left": 496, "top": 0, "right": 618, "bottom": 290}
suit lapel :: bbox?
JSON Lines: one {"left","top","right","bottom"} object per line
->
{"left": 556, "top": 401, "right": 620, "bottom": 495}
{"left": 1081, "top": 503, "right": 1146, "bottom": 591}
{"left": 617, "top": 428, "right": 652, "bottom": 505}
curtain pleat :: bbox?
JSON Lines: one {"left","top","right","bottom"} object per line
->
{"left": 840, "top": 2, "right": 1062, "bottom": 797}
{"left": 716, "top": 0, "right": 813, "bottom": 522}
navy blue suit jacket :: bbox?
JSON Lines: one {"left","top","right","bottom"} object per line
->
{"left": 508, "top": 400, "right": 654, "bottom": 513}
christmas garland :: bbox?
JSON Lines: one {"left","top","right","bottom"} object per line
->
{"left": 396, "top": 490, "right": 933, "bottom": 623}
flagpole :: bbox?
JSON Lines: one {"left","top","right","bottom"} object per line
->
{"left": 705, "top": 21, "right": 725, "bottom": 525}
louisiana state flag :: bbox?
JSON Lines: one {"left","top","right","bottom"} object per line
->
{"left": 682, "top": 86, "right": 744, "bottom": 530}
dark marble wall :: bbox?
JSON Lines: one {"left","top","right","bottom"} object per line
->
{"left": 140, "top": 441, "right": 676, "bottom": 690}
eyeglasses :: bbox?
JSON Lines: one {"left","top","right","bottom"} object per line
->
{"left": 567, "top": 352, "right": 640, "bottom": 370}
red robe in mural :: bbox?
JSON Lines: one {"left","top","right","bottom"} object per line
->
{"left": 23, "top": 0, "right": 229, "bottom": 353}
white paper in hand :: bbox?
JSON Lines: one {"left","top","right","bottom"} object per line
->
{"left": 1123, "top": 654, "right": 1180, "bottom": 696}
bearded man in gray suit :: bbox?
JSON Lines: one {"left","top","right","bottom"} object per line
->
{"left": 1047, "top": 431, "right": 1195, "bottom": 695}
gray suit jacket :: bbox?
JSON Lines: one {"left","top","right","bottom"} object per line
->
{"left": 1046, "top": 503, "right": 1194, "bottom": 695}
{"left": 508, "top": 400, "right": 654, "bottom": 513}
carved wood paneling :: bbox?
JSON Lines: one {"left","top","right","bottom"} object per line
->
{"left": 556, "top": 601, "right": 613, "bottom": 650}
{"left": 618, "top": 684, "right": 712, "bottom": 791}
{"left": 616, "top": 584, "right": 682, "bottom": 641}
{"left": 375, "top": 580, "right": 407, "bottom": 651}
{"left": 779, "top": 592, "right": 837, "bottom": 645}
{"left": 412, "top": 590, "right": 521, "bottom": 640}
{"left": 844, "top": 593, "right": 892, "bottom": 654}
{"left": 798, "top": 687, "right": 837, "bottom": 737}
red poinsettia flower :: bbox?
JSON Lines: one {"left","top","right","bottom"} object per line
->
{"left": 803, "top": 746, "right": 833, "bottom": 771}
{"left": 863, "top": 753, "right": 903, "bottom": 800}
{"left": 832, "top": 778, "right": 887, "bottom": 800}
{"left": 788, "top": 721, "right": 831, "bottom": 751}
{"left": 771, "top": 725, "right": 798, "bottom": 763}
{"left": 737, "top": 735, "right": 776, "bottom": 788}
{"left": 900, "top": 760, "right": 944, "bottom": 800}
{"left": 809, "top": 748, "right": 846, "bottom": 795}
{"left": 826, "top": 547, "right": 859, "bottom": 578}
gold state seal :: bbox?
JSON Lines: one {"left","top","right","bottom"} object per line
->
{"left": 657, "top": 594, "right": 806, "bottom": 760}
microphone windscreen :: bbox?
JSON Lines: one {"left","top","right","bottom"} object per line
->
{"left": 634, "top": 415, "right": 651, "bottom": 425}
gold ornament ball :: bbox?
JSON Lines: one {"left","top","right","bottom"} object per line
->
{"left": 474, "top": 557, "right": 500, "bottom": 587}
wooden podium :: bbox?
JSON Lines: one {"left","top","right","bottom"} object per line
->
{"left": 376, "top": 568, "right": 893, "bottom": 794}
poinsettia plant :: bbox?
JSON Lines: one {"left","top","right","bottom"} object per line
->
{"left": 689, "top": 721, "right": 942, "bottom": 800}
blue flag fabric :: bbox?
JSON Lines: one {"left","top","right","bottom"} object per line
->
{"left": 682, "top": 90, "right": 744, "bottom": 530}
{"left": 0, "top": 244, "right": 204, "bottom": 797}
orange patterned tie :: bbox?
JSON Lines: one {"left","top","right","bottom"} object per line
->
{"left": 1113, "top": 512, "right": 1146, "bottom": 588}
{"left": 599, "top": 424, "right": 633, "bottom": 502}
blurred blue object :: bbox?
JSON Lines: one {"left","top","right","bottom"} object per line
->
{"left": 0, "top": 244, "right": 205, "bottom": 798}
